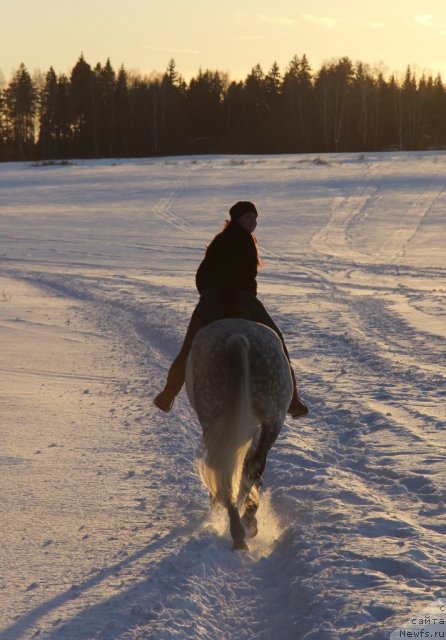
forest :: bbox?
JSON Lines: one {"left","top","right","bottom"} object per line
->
{"left": 2, "top": 53, "right": 446, "bottom": 161}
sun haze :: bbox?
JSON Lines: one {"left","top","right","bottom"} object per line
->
{"left": 2, "top": 0, "right": 446, "bottom": 80}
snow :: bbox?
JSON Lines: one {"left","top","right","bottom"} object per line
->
{"left": 0, "top": 152, "right": 445, "bottom": 640}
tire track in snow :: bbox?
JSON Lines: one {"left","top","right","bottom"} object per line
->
{"left": 0, "top": 365, "right": 123, "bottom": 384}
{"left": 149, "top": 163, "right": 208, "bottom": 240}
{"left": 382, "top": 187, "right": 445, "bottom": 263}
{"left": 132, "top": 156, "right": 446, "bottom": 616}
{"left": 309, "top": 184, "right": 378, "bottom": 260}
{"left": 3, "top": 155, "right": 444, "bottom": 640}
{"left": 124, "top": 313, "right": 308, "bottom": 640}
{"left": 307, "top": 163, "right": 445, "bottom": 267}
{"left": 307, "top": 159, "right": 390, "bottom": 262}
{"left": 101, "top": 272, "right": 444, "bottom": 639}
{"left": 260, "top": 163, "right": 388, "bottom": 284}
{"left": 31, "top": 275, "right": 302, "bottom": 640}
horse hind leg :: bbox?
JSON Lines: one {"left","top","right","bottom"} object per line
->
{"left": 228, "top": 505, "right": 249, "bottom": 551}
{"left": 239, "top": 445, "right": 262, "bottom": 539}
{"left": 241, "top": 484, "right": 260, "bottom": 538}
{"left": 248, "top": 420, "right": 281, "bottom": 485}
{"left": 241, "top": 420, "right": 282, "bottom": 538}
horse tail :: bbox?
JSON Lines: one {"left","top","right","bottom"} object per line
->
{"left": 202, "top": 333, "right": 254, "bottom": 509}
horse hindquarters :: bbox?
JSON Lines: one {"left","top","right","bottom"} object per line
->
{"left": 186, "top": 318, "right": 292, "bottom": 551}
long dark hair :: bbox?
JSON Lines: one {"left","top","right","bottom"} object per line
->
{"left": 204, "top": 219, "right": 262, "bottom": 268}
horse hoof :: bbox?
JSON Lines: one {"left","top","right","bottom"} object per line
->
{"left": 245, "top": 522, "right": 258, "bottom": 539}
{"left": 242, "top": 514, "right": 258, "bottom": 538}
{"left": 232, "top": 539, "right": 249, "bottom": 552}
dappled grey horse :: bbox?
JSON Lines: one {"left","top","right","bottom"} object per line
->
{"left": 185, "top": 318, "right": 293, "bottom": 551}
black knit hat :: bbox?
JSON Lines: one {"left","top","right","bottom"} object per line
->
{"left": 229, "top": 201, "right": 258, "bottom": 221}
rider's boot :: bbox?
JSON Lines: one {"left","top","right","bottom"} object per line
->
{"left": 287, "top": 368, "right": 309, "bottom": 419}
{"left": 153, "top": 385, "right": 178, "bottom": 412}
{"left": 153, "top": 361, "right": 184, "bottom": 412}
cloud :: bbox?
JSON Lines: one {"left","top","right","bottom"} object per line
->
{"left": 302, "top": 13, "right": 343, "bottom": 29}
{"left": 256, "top": 14, "right": 296, "bottom": 26}
{"left": 229, "top": 34, "right": 275, "bottom": 41}
{"left": 367, "top": 21, "right": 385, "bottom": 29}
{"left": 142, "top": 46, "right": 199, "bottom": 55}
{"left": 414, "top": 14, "right": 435, "bottom": 28}
{"left": 414, "top": 14, "right": 446, "bottom": 35}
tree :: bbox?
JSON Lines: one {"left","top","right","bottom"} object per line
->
{"left": 0, "top": 89, "right": 9, "bottom": 158}
{"left": 281, "top": 54, "right": 315, "bottom": 151}
{"left": 264, "top": 61, "right": 281, "bottom": 97}
{"left": 350, "top": 63, "right": 371, "bottom": 150}
{"left": 224, "top": 80, "right": 247, "bottom": 152}
{"left": 4, "top": 53, "right": 446, "bottom": 160}
{"left": 38, "top": 69, "right": 71, "bottom": 158}
{"left": 262, "top": 62, "right": 282, "bottom": 151}
{"left": 401, "top": 66, "right": 418, "bottom": 149}
{"left": 429, "top": 75, "right": 446, "bottom": 146}
{"left": 315, "top": 57, "right": 354, "bottom": 151}
{"left": 157, "top": 60, "right": 186, "bottom": 154}
{"left": 94, "top": 59, "right": 117, "bottom": 156}
{"left": 186, "top": 68, "right": 227, "bottom": 152}
{"left": 242, "top": 64, "right": 275, "bottom": 152}
{"left": 126, "top": 74, "right": 154, "bottom": 156}
{"left": 70, "top": 55, "right": 97, "bottom": 156}
{"left": 115, "top": 65, "right": 130, "bottom": 156}
{"left": 4, "top": 63, "right": 37, "bottom": 159}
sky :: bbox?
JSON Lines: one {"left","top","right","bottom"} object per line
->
{"left": 2, "top": 0, "right": 446, "bottom": 83}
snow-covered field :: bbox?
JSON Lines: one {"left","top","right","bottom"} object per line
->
{"left": 0, "top": 152, "right": 445, "bottom": 640}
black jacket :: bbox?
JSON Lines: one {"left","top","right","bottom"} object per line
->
{"left": 195, "top": 222, "right": 258, "bottom": 297}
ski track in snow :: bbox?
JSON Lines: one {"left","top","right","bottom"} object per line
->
{"left": 0, "top": 153, "right": 445, "bottom": 640}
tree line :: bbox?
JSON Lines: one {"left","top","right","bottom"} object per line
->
{"left": 2, "top": 54, "right": 446, "bottom": 161}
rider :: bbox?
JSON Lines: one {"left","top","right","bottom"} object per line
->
{"left": 154, "top": 201, "right": 309, "bottom": 418}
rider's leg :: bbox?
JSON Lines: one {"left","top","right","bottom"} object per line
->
{"left": 154, "top": 291, "right": 221, "bottom": 412}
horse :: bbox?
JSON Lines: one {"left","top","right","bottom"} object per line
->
{"left": 185, "top": 318, "right": 293, "bottom": 551}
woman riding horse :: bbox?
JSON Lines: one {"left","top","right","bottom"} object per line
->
{"left": 154, "top": 200, "right": 308, "bottom": 419}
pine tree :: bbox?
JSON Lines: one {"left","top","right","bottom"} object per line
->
{"left": 115, "top": 65, "right": 130, "bottom": 156}
{"left": 243, "top": 64, "right": 274, "bottom": 152}
{"left": 39, "top": 67, "right": 58, "bottom": 158}
{"left": 315, "top": 57, "right": 354, "bottom": 151}
{"left": 282, "top": 55, "right": 315, "bottom": 151}
{"left": 159, "top": 60, "right": 187, "bottom": 154}
{"left": 94, "top": 59, "right": 117, "bottom": 156}
{"left": 70, "top": 55, "right": 97, "bottom": 157}
{"left": 401, "top": 66, "right": 418, "bottom": 148}
{"left": 186, "top": 68, "right": 227, "bottom": 152}
{"left": 4, "top": 63, "right": 37, "bottom": 159}
{"left": 224, "top": 80, "right": 246, "bottom": 152}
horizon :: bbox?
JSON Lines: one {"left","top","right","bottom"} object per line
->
{"left": 1, "top": 51, "right": 445, "bottom": 87}
{"left": 2, "top": 1, "right": 446, "bottom": 84}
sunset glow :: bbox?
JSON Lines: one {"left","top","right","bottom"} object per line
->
{"left": 2, "top": 0, "right": 446, "bottom": 81}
